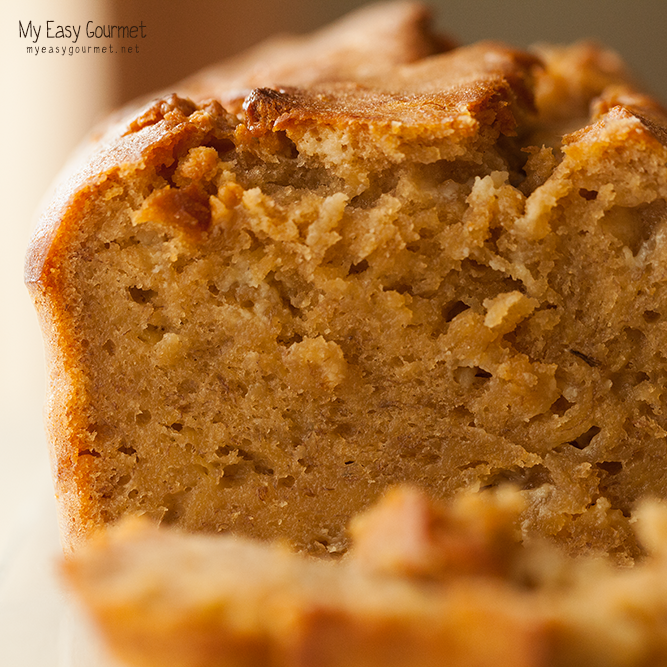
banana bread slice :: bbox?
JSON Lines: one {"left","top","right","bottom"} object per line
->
{"left": 62, "top": 488, "right": 548, "bottom": 667}
{"left": 63, "top": 487, "right": 667, "bottom": 667}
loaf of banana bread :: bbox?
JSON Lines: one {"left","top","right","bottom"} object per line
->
{"left": 26, "top": 2, "right": 667, "bottom": 567}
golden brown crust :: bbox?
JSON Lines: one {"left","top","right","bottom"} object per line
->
{"left": 25, "top": 96, "right": 238, "bottom": 550}
{"left": 242, "top": 42, "right": 539, "bottom": 149}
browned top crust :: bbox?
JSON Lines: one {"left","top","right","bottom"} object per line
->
{"left": 243, "top": 43, "right": 539, "bottom": 137}
{"left": 26, "top": 2, "right": 667, "bottom": 291}
{"left": 25, "top": 1, "right": 449, "bottom": 289}
{"left": 28, "top": 36, "right": 667, "bottom": 295}
{"left": 178, "top": 1, "right": 454, "bottom": 111}
{"left": 26, "top": 0, "right": 667, "bottom": 311}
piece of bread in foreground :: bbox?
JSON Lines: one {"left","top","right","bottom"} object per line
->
{"left": 61, "top": 488, "right": 546, "bottom": 667}
{"left": 63, "top": 487, "right": 667, "bottom": 667}
{"left": 25, "top": 2, "right": 667, "bottom": 560}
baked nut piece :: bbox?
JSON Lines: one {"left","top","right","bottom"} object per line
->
{"left": 26, "top": 2, "right": 667, "bottom": 562}
{"left": 63, "top": 487, "right": 667, "bottom": 667}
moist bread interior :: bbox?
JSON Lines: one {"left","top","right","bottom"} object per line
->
{"left": 28, "top": 30, "right": 667, "bottom": 562}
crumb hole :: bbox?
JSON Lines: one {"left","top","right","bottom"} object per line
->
{"left": 624, "top": 327, "right": 646, "bottom": 346}
{"left": 333, "top": 422, "right": 356, "bottom": 438}
{"left": 569, "top": 425, "right": 601, "bottom": 450}
{"left": 348, "top": 259, "right": 369, "bottom": 275}
{"left": 298, "top": 458, "right": 315, "bottom": 474}
{"left": 206, "top": 137, "right": 235, "bottom": 155}
{"left": 128, "top": 286, "right": 157, "bottom": 304}
{"left": 550, "top": 395, "right": 574, "bottom": 416}
{"left": 218, "top": 463, "right": 246, "bottom": 488}
{"left": 253, "top": 462, "right": 274, "bottom": 475}
{"left": 278, "top": 331, "right": 303, "bottom": 346}
{"left": 482, "top": 464, "right": 552, "bottom": 490}
{"left": 172, "top": 257, "right": 190, "bottom": 274}
{"left": 138, "top": 324, "right": 165, "bottom": 345}
{"left": 443, "top": 300, "right": 470, "bottom": 322}
{"left": 161, "top": 491, "right": 186, "bottom": 525}
{"left": 451, "top": 405, "right": 475, "bottom": 426}
{"left": 579, "top": 188, "right": 598, "bottom": 201}
{"left": 597, "top": 461, "right": 623, "bottom": 475}
{"left": 78, "top": 448, "right": 101, "bottom": 458}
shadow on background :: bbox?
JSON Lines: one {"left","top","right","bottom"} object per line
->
{"left": 110, "top": 0, "right": 667, "bottom": 105}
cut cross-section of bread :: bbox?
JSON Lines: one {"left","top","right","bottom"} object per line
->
{"left": 26, "top": 2, "right": 667, "bottom": 561}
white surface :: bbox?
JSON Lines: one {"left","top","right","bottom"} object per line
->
{"left": 0, "top": 480, "right": 121, "bottom": 667}
{"left": 0, "top": 481, "right": 62, "bottom": 667}
{"left": 0, "top": 0, "right": 115, "bottom": 552}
